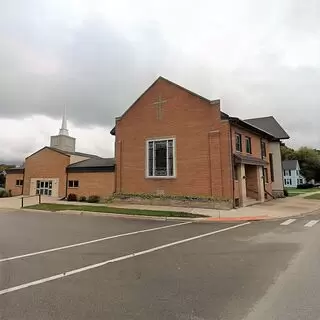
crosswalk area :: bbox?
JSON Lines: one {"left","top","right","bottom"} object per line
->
{"left": 280, "top": 218, "right": 319, "bottom": 227}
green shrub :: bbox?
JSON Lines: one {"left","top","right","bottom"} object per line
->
{"left": 67, "top": 193, "right": 78, "bottom": 202}
{"left": 79, "top": 196, "right": 87, "bottom": 202}
{"left": 87, "top": 195, "right": 100, "bottom": 203}
{"left": 0, "top": 190, "right": 8, "bottom": 198}
{"left": 284, "top": 189, "right": 289, "bottom": 197}
{"left": 112, "top": 192, "right": 230, "bottom": 202}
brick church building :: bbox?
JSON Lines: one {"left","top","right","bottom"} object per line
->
{"left": 6, "top": 111, "right": 115, "bottom": 199}
{"left": 111, "top": 77, "right": 289, "bottom": 207}
{"left": 6, "top": 77, "right": 289, "bottom": 207}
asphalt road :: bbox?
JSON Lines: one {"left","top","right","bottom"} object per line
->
{"left": 0, "top": 209, "right": 320, "bottom": 320}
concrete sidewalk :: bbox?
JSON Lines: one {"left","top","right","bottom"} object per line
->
{"left": 51, "top": 194, "right": 320, "bottom": 221}
{"left": 2, "top": 193, "right": 320, "bottom": 221}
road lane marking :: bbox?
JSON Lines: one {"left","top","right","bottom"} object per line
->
{"left": 280, "top": 219, "right": 296, "bottom": 226}
{"left": 0, "top": 222, "right": 250, "bottom": 296}
{"left": 304, "top": 220, "right": 319, "bottom": 227}
{"left": 0, "top": 221, "right": 192, "bottom": 263}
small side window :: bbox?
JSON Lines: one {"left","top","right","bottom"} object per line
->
{"left": 235, "top": 134, "right": 242, "bottom": 152}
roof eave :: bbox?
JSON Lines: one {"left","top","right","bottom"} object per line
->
{"left": 229, "top": 118, "right": 275, "bottom": 140}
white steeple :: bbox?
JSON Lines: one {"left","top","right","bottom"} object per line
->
{"left": 50, "top": 106, "right": 76, "bottom": 153}
{"left": 59, "top": 106, "right": 69, "bottom": 136}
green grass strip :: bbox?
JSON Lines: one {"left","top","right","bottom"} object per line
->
{"left": 26, "top": 203, "right": 206, "bottom": 218}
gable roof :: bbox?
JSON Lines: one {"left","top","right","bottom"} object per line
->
{"left": 26, "top": 146, "right": 70, "bottom": 159}
{"left": 26, "top": 146, "right": 102, "bottom": 160}
{"left": 245, "top": 116, "right": 289, "bottom": 140}
{"left": 282, "top": 160, "right": 299, "bottom": 170}
{"left": 110, "top": 76, "right": 221, "bottom": 135}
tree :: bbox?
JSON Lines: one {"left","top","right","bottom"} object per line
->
{"left": 280, "top": 144, "right": 296, "bottom": 160}
{"left": 281, "top": 145, "right": 320, "bottom": 182}
{"left": 295, "top": 147, "right": 320, "bottom": 182}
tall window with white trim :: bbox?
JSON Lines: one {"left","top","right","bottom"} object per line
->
{"left": 147, "top": 139, "right": 175, "bottom": 177}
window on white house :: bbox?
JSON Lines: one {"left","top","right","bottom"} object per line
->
{"left": 147, "top": 139, "right": 175, "bottom": 177}
{"left": 68, "top": 180, "right": 79, "bottom": 188}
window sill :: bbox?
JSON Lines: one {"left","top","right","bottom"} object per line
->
{"left": 145, "top": 176, "right": 176, "bottom": 180}
{"left": 68, "top": 187, "right": 79, "bottom": 189}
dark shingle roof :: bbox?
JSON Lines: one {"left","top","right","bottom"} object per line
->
{"left": 229, "top": 117, "right": 275, "bottom": 140}
{"left": 282, "top": 160, "right": 298, "bottom": 170}
{"left": 6, "top": 167, "right": 25, "bottom": 174}
{"left": 68, "top": 158, "right": 115, "bottom": 168}
{"left": 67, "top": 158, "right": 115, "bottom": 173}
{"left": 245, "top": 116, "right": 289, "bottom": 140}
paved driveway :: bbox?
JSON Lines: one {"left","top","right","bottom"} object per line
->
{"left": 0, "top": 195, "right": 58, "bottom": 209}
{"left": 1, "top": 209, "right": 320, "bottom": 319}
{"left": 0, "top": 196, "right": 23, "bottom": 209}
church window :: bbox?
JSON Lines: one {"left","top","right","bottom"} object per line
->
{"left": 146, "top": 138, "right": 176, "bottom": 178}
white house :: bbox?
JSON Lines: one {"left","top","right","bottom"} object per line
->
{"left": 282, "top": 160, "right": 306, "bottom": 188}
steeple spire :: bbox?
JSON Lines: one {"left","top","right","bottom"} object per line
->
{"left": 59, "top": 106, "right": 69, "bottom": 136}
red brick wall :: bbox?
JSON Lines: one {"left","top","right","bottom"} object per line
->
{"left": 231, "top": 125, "right": 272, "bottom": 196}
{"left": 5, "top": 173, "right": 24, "bottom": 196}
{"left": 24, "top": 148, "right": 70, "bottom": 197}
{"left": 115, "top": 78, "right": 233, "bottom": 199}
{"left": 67, "top": 172, "right": 115, "bottom": 199}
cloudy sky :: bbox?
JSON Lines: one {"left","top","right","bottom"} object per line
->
{"left": 1, "top": 0, "right": 320, "bottom": 163}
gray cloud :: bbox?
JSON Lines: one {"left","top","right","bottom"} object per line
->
{"left": 1, "top": 0, "right": 320, "bottom": 151}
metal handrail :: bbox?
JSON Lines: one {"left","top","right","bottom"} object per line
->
{"left": 21, "top": 194, "right": 41, "bottom": 208}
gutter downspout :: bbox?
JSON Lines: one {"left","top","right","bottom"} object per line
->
{"left": 65, "top": 169, "right": 68, "bottom": 199}
{"left": 21, "top": 169, "right": 25, "bottom": 196}
{"left": 229, "top": 123, "right": 235, "bottom": 208}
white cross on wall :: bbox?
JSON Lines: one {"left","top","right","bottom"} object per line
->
{"left": 152, "top": 95, "right": 167, "bottom": 120}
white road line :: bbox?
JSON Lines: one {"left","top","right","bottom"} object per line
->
{"left": 280, "top": 219, "right": 296, "bottom": 226}
{"left": 304, "top": 220, "right": 319, "bottom": 227}
{"left": 0, "top": 221, "right": 192, "bottom": 263}
{"left": 0, "top": 222, "right": 250, "bottom": 296}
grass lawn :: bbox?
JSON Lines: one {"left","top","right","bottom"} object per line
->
{"left": 287, "top": 188, "right": 320, "bottom": 197}
{"left": 25, "top": 203, "right": 206, "bottom": 218}
{"left": 304, "top": 193, "right": 320, "bottom": 200}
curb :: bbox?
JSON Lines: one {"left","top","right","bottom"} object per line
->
{"left": 19, "top": 208, "right": 271, "bottom": 222}
{"left": 203, "top": 215, "right": 269, "bottom": 222}
{"left": 20, "top": 208, "right": 200, "bottom": 222}
{"left": 19, "top": 207, "right": 320, "bottom": 222}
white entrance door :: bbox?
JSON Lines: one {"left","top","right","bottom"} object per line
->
{"left": 36, "top": 180, "right": 53, "bottom": 196}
